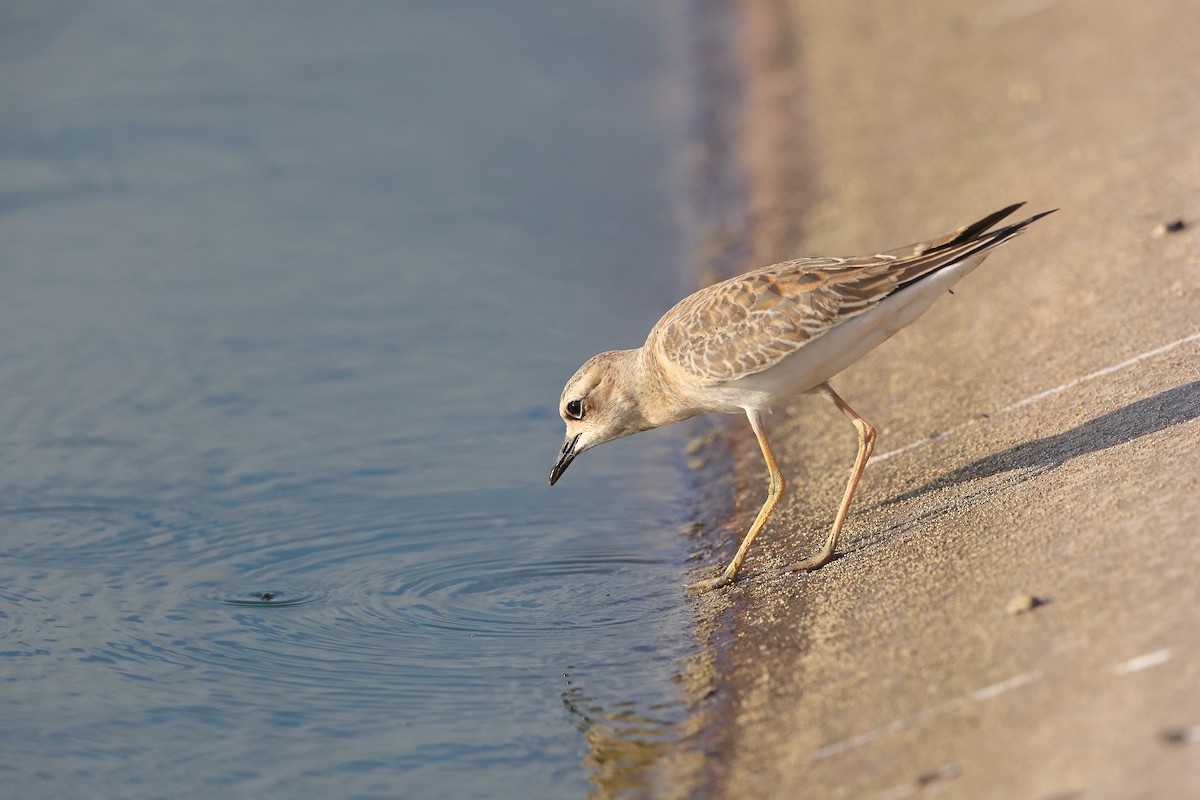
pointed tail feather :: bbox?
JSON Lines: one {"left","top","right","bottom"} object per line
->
{"left": 925, "top": 202, "right": 1027, "bottom": 254}
{"left": 886, "top": 202, "right": 1054, "bottom": 259}
{"left": 882, "top": 207, "right": 1058, "bottom": 293}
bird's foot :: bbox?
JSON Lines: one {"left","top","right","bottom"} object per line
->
{"left": 788, "top": 551, "right": 834, "bottom": 573}
{"left": 686, "top": 571, "right": 735, "bottom": 593}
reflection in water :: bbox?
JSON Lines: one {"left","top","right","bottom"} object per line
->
{"left": 564, "top": 673, "right": 679, "bottom": 799}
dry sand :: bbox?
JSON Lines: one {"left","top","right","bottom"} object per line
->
{"left": 677, "top": 0, "right": 1200, "bottom": 797}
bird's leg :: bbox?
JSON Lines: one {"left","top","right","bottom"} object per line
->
{"left": 688, "top": 409, "right": 785, "bottom": 592}
{"left": 790, "top": 382, "right": 876, "bottom": 572}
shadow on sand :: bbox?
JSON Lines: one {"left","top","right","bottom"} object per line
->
{"left": 831, "top": 380, "right": 1200, "bottom": 558}
{"left": 883, "top": 379, "right": 1200, "bottom": 507}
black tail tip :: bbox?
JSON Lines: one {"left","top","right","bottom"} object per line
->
{"left": 1016, "top": 207, "right": 1059, "bottom": 228}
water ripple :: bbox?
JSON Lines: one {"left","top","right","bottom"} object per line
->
{"left": 0, "top": 488, "right": 695, "bottom": 793}
{"left": 203, "top": 584, "right": 343, "bottom": 608}
{"left": 385, "top": 554, "right": 670, "bottom": 636}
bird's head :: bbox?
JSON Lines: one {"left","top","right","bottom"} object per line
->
{"left": 549, "top": 349, "right": 650, "bottom": 485}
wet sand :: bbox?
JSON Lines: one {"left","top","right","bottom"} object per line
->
{"left": 679, "top": 0, "right": 1200, "bottom": 797}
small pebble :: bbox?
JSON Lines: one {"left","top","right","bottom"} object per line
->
{"left": 1005, "top": 593, "right": 1041, "bottom": 615}
{"left": 1160, "top": 725, "right": 1198, "bottom": 746}
{"left": 916, "top": 763, "right": 961, "bottom": 787}
{"left": 1151, "top": 219, "right": 1187, "bottom": 237}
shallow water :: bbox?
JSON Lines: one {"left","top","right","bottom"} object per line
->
{"left": 0, "top": 2, "right": 701, "bottom": 797}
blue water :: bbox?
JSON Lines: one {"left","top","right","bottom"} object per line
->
{"left": 0, "top": 2, "right": 702, "bottom": 797}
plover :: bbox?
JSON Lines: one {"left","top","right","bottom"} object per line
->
{"left": 550, "top": 204, "right": 1054, "bottom": 590}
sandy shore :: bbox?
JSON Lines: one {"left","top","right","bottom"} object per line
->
{"left": 679, "top": 0, "right": 1200, "bottom": 797}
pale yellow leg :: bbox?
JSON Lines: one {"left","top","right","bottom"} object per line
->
{"left": 790, "top": 382, "right": 876, "bottom": 572}
{"left": 688, "top": 409, "right": 785, "bottom": 592}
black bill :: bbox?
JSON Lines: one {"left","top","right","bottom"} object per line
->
{"left": 549, "top": 433, "right": 581, "bottom": 486}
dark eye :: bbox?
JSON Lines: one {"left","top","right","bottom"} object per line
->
{"left": 565, "top": 399, "right": 584, "bottom": 420}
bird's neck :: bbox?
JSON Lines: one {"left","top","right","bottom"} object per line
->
{"left": 631, "top": 347, "right": 702, "bottom": 428}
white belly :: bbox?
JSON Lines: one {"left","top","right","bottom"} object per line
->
{"left": 712, "top": 253, "right": 989, "bottom": 410}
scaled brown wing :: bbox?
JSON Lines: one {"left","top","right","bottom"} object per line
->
{"left": 648, "top": 241, "right": 992, "bottom": 385}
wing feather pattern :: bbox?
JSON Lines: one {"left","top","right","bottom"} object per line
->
{"left": 648, "top": 206, "right": 1053, "bottom": 385}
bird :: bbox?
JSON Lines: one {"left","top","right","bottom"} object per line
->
{"left": 549, "top": 203, "right": 1055, "bottom": 591}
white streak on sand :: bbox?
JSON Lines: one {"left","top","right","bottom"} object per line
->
{"left": 1114, "top": 648, "right": 1172, "bottom": 676}
{"left": 811, "top": 672, "right": 1041, "bottom": 760}
{"left": 873, "top": 331, "right": 1200, "bottom": 465}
